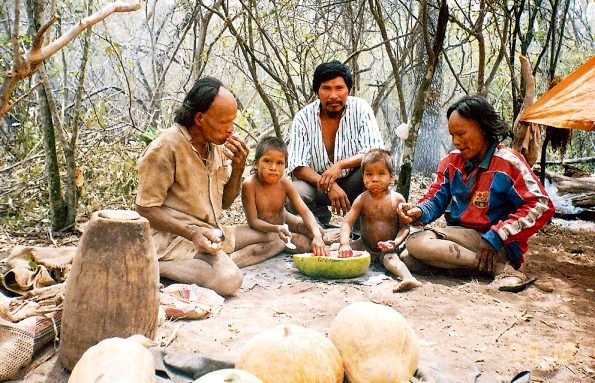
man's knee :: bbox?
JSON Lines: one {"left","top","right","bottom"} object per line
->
{"left": 291, "top": 180, "right": 316, "bottom": 205}
{"left": 212, "top": 265, "right": 243, "bottom": 296}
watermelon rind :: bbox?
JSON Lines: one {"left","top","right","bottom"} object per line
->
{"left": 292, "top": 251, "right": 371, "bottom": 279}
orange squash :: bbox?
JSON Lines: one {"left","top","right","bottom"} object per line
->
{"left": 195, "top": 368, "right": 263, "bottom": 383}
{"left": 328, "top": 302, "right": 419, "bottom": 382}
{"left": 235, "top": 324, "right": 343, "bottom": 383}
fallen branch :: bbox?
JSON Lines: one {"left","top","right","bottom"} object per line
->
{"left": 162, "top": 323, "right": 184, "bottom": 348}
{"left": 545, "top": 156, "right": 595, "bottom": 165}
{"left": 495, "top": 310, "right": 527, "bottom": 342}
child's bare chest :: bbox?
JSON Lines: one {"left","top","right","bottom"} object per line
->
{"left": 361, "top": 199, "right": 398, "bottom": 223}
{"left": 254, "top": 184, "right": 286, "bottom": 220}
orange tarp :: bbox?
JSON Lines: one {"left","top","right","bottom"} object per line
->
{"left": 521, "top": 56, "right": 595, "bottom": 131}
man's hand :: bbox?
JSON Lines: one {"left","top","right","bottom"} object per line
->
{"left": 397, "top": 202, "right": 422, "bottom": 224}
{"left": 189, "top": 226, "right": 222, "bottom": 255}
{"left": 224, "top": 134, "right": 249, "bottom": 171}
{"left": 338, "top": 244, "right": 353, "bottom": 258}
{"left": 377, "top": 240, "right": 397, "bottom": 253}
{"left": 476, "top": 239, "right": 496, "bottom": 273}
{"left": 327, "top": 183, "right": 350, "bottom": 216}
{"left": 311, "top": 236, "right": 329, "bottom": 257}
{"left": 318, "top": 163, "right": 342, "bottom": 192}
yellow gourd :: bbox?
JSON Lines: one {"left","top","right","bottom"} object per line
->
{"left": 68, "top": 335, "right": 155, "bottom": 383}
{"left": 194, "top": 368, "right": 264, "bottom": 383}
{"left": 328, "top": 302, "right": 419, "bottom": 383}
{"left": 235, "top": 324, "right": 344, "bottom": 383}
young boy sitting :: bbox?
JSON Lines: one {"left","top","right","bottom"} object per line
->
{"left": 335, "top": 149, "right": 422, "bottom": 292}
{"left": 242, "top": 136, "right": 329, "bottom": 258}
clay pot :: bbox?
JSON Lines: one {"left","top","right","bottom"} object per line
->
{"left": 59, "top": 210, "right": 159, "bottom": 371}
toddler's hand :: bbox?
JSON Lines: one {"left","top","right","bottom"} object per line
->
{"left": 311, "top": 236, "right": 329, "bottom": 257}
{"left": 377, "top": 240, "right": 396, "bottom": 253}
{"left": 338, "top": 244, "right": 353, "bottom": 258}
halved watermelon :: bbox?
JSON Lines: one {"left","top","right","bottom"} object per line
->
{"left": 293, "top": 250, "right": 371, "bottom": 279}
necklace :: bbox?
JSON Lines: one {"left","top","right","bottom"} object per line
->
{"left": 192, "top": 142, "right": 210, "bottom": 162}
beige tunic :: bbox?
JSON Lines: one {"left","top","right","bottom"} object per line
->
{"left": 136, "top": 124, "right": 235, "bottom": 260}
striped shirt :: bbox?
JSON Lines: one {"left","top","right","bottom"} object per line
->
{"left": 287, "top": 96, "right": 384, "bottom": 178}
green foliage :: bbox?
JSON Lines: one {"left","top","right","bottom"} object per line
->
{"left": 78, "top": 142, "right": 140, "bottom": 215}
{"left": 139, "top": 127, "right": 158, "bottom": 144}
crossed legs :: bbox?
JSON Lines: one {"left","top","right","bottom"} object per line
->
{"left": 159, "top": 225, "right": 286, "bottom": 295}
{"left": 229, "top": 225, "right": 286, "bottom": 268}
{"left": 403, "top": 227, "right": 521, "bottom": 286}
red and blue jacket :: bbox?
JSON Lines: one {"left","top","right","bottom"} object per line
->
{"left": 417, "top": 144, "right": 555, "bottom": 268}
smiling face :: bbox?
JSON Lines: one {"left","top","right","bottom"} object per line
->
{"left": 448, "top": 110, "right": 489, "bottom": 162}
{"left": 363, "top": 160, "right": 393, "bottom": 195}
{"left": 255, "top": 148, "right": 286, "bottom": 185}
{"left": 195, "top": 87, "right": 237, "bottom": 145}
{"left": 317, "top": 76, "right": 349, "bottom": 116}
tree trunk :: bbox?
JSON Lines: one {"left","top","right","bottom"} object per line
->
{"left": 27, "top": 0, "right": 69, "bottom": 231}
{"left": 397, "top": 0, "right": 448, "bottom": 200}
{"left": 413, "top": 44, "right": 446, "bottom": 176}
{"left": 37, "top": 73, "right": 68, "bottom": 230}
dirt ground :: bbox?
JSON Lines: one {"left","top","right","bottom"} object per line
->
{"left": 2, "top": 212, "right": 594, "bottom": 382}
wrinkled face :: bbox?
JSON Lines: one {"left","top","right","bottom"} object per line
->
{"left": 363, "top": 160, "right": 393, "bottom": 195}
{"left": 255, "top": 148, "right": 286, "bottom": 184}
{"left": 448, "top": 110, "right": 489, "bottom": 162}
{"left": 195, "top": 88, "right": 237, "bottom": 145}
{"left": 317, "top": 76, "right": 349, "bottom": 115}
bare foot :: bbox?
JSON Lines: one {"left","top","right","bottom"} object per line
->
{"left": 322, "top": 228, "right": 341, "bottom": 245}
{"left": 392, "top": 278, "right": 423, "bottom": 293}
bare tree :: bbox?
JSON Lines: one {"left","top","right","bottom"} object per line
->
{"left": 396, "top": 0, "right": 448, "bottom": 200}
{"left": 0, "top": 0, "right": 141, "bottom": 118}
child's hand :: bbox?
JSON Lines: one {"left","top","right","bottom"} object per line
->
{"left": 276, "top": 224, "right": 291, "bottom": 242}
{"left": 311, "top": 236, "right": 329, "bottom": 257}
{"left": 377, "top": 240, "right": 396, "bottom": 253}
{"left": 338, "top": 244, "right": 353, "bottom": 258}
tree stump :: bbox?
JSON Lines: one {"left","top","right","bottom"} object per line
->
{"left": 59, "top": 210, "right": 159, "bottom": 371}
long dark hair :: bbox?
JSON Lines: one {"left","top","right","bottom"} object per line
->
{"left": 174, "top": 77, "right": 223, "bottom": 127}
{"left": 446, "top": 95, "right": 508, "bottom": 144}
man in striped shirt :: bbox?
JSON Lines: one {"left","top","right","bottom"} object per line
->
{"left": 287, "top": 60, "right": 384, "bottom": 226}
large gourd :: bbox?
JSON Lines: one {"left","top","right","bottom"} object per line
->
{"left": 68, "top": 335, "right": 155, "bottom": 383}
{"left": 293, "top": 250, "right": 370, "bottom": 279}
{"left": 328, "top": 301, "right": 419, "bottom": 383}
{"left": 194, "top": 369, "right": 264, "bottom": 383}
{"left": 59, "top": 210, "right": 159, "bottom": 371}
{"left": 235, "top": 324, "right": 344, "bottom": 383}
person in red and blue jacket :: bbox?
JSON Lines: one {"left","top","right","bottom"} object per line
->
{"left": 398, "top": 95, "right": 554, "bottom": 290}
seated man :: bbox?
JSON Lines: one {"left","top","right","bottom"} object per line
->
{"left": 135, "top": 77, "right": 286, "bottom": 296}
{"left": 286, "top": 60, "right": 384, "bottom": 226}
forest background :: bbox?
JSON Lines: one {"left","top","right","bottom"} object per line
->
{"left": 0, "top": 0, "right": 594, "bottom": 234}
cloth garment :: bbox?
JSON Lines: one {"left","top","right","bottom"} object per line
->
{"left": 1, "top": 246, "right": 75, "bottom": 295}
{"left": 159, "top": 284, "right": 224, "bottom": 320}
{"left": 136, "top": 124, "right": 235, "bottom": 259}
{"left": 287, "top": 96, "right": 384, "bottom": 177}
{"left": 521, "top": 55, "right": 595, "bottom": 131}
{"left": 416, "top": 144, "right": 554, "bottom": 268}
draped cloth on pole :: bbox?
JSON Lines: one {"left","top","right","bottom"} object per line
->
{"left": 521, "top": 56, "right": 595, "bottom": 131}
